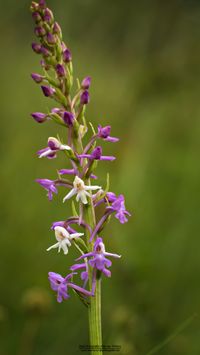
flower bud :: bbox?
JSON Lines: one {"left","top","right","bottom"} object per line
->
{"left": 56, "top": 64, "right": 66, "bottom": 77}
{"left": 34, "top": 26, "right": 46, "bottom": 37}
{"left": 32, "top": 42, "right": 42, "bottom": 54}
{"left": 38, "top": 0, "right": 46, "bottom": 9}
{"left": 40, "top": 46, "right": 51, "bottom": 57}
{"left": 46, "top": 32, "right": 56, "bottom": 44}
{"left": 48, "top": 137, "right": 61, "bottom": 150}
{"left": 43, "top": 8, "right": 54, "bottom": 24}
{"left": 41, "top": 85, "right": 55, "bottom": 97}
{"left": 51, "top": 108, "right": 62, "bottom": 114}
{"left": 31, "top": 112, "right": 47, "bottom": 123}
{"left": 32, "top": 11, "right": 42, "bottom": 23}
{"left": 81, "top": 76, "right": 91, "bottom": 90}
{"left": 53, "top": 22, "right": 62, "bottom": 37}
{"left": 63, "top": 48, "right": 72, "bottom": 63}
{"left": 30, "top": 2, "right": 39, "bottom": 12}
{"left": 31, "top": 73, "right": 43, "bottom": 83}
{"left": 40, "top": 59, "right": 50, "bottom": 70}
{"left": 80, "top": 90, "right": 90, "bottom": 105}
{"left": 63, "top": 111, "right": 74, "bottom": 126}
{"left": 98, "top": 125, "right": 111, "bottom": 138}
{"left": 61, "top": 42, "right": 67, "bottom": 51}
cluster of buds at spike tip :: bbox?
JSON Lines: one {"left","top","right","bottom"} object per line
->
{"left": 30, "top": 1, "right": 131, "bottom": 304}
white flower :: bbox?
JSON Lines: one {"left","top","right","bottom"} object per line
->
{"left": 63, "top": 176, "right": 101, "bottom": 205}
{"left": 46, "top": 226, "right": 84, "bottom": 255}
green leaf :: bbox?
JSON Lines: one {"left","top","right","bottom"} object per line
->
{"left": 146, "top": 314, "right": 197, "bottom": 355}
{"left": 71, "top": 201, "right": 79, "bottom": 217}
{"left": 89, "top": 122, "right": 96, "bottom": 135}
{"left": 76, "top": 78, "right": 81, "bottom": 89}
{"left": 72, "top": 289, "right": 90, "bottom": 308}
{"left": 74, "top": 239, "right": 88, "bottom": 254}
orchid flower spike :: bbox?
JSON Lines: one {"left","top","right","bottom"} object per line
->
{"left": 63, "top": 176, "right": 101, "bottom": 205}
{"left": 47, "top": 226, "right": 84, "bottom": 254}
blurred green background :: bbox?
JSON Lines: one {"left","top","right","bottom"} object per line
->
{"left": 1, "top": 0, "right": 200, "bottom": 354}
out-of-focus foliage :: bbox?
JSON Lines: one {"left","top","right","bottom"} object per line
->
{"left": 0, "top": 0, "right": 200, "bottom": 354}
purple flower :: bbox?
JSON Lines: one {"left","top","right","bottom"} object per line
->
{"left": 41, "top": 85, "right": 55, "bottom": 97}
{"left": 81, "top": 77, "right": 91, "bottom": 90}
{"left": 107, "top": 194, "right": 131, "bottom": 224}
{"left": 36, "top": 179, "right": 58, "bottom": 200}
{"left": 31, "top": 42, "right": 42, "bottom": 54}
{"left": 77, "top": 237, "right": 121, "bottom": 277}
{"left": 48, "top": 272, "right": 72, "bottom": 302}
{"left": 70, "top": 263, "right": 89, "bottom": 287}
{"left": 63, "top": 111, "right": 74, "bottom": 126}
{"left": 63, "top": 48, "right": 72, "bottom": 63}
{"left": 106, "top": 192, "right": 117, "bottom": 203}
{"left": 31, "top": 112, "right": 48, "bottom": 123}
{"left": 48, "top": 272, "right": 92, "bottom": 303}
{"left": 80, "top": 90, "right": 90, "bottom": 105}
{"left": 37, "top": 137, "right": 71, "bottom": 159}
{"left": 78, "top": 146, "right": 115, "bottom": 161}
{"left": 31, "top": 73, "right": 43, "bottom": 83}
{"left": 97, "top": 125, "right": 119, "bottom": 143}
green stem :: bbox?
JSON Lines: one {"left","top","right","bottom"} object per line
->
{"left": 83, "top": 202, "right": 102, "bottom": 355}
{"left": 72, "top": 125, "right": 103, "bottom": 354}
{"left": 88, "top": 274, "right": 102, "bottom": 353}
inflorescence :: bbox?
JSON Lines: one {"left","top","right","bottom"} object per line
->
{"left": 30, "top": 0, "right": 130, "bottom": 304}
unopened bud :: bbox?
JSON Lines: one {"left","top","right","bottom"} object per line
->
{"left": 53, "top": 22, "right": 62, "bottom": 37}
{"left": 30, "top": 2, "right": 39, "bottom": 12}
{"left": 32, "top": 42, "right": 42, "bottom": 54}
{"left": 43, "top": 8, "right": 54, "bottom": 24}
{"left": 31, "top": 73, "right": 43, "bottom": 83}
{"left": 56, "top": 64, "right": 66, "bottom": 77}
{"left": 46, "top": 32, "right": 56, "bottom": 44}
{"left": 41, "top": 85, "right": 55, "bottom": 97}
{"left": 63, "top": 48, "right": 72, "bottom": 63}
{"left": 38, "top": 0, "right": 46, "bottom": 9}
{"left": 34, "top": 26, "right": 46, "bottom": 37}
{"left": 31, "top": 112, "right": 47, "bottom": 123}
{"left": 81, "top": 76, "right": 91, "bottom": 90}
{"left": 80, "top": 90, "right": 90, "bottom": 105}
{"left": 32, "top": 11, "right": 42, "bottom": 23}
{"left": 40, "top": 46, "right": 51, "bottom": 57}
{"left": 63, "top": 111, "right": 74, "bottom": 126}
